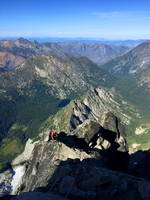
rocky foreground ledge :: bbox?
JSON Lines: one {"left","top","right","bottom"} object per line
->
{"left": 2, "top": 157, "right": 150, "bottom": 200}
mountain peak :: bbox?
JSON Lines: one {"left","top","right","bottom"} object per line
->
{"left": 16, "top": 37, "right": 31, "bottom": 44}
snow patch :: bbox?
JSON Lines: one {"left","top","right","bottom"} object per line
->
{"left": 11, "top": 165, "right": 25, "bottom": 195}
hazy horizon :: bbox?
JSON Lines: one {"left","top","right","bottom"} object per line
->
{"left": 0, "top": 0, "right": 150, "bottom": 39}
{"left": 0, "top": 36, "right": 147, "bottom": 41}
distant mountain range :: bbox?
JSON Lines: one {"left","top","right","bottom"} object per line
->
{"left": 28, "top": 37, "right": 146, "bottom": 47}
{"left": 0, "top": 38, "right": 129, "bottom": 71}
{"left": 58, "top": 42, "right": 128, "bottom": 64}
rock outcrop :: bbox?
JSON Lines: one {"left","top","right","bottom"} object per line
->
{"left": 17, "top": 140, "right": 92, "bottom": 193}
{"left": 15, "top": 110, "right": 129, "bottom": 194}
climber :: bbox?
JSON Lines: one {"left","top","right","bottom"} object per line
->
{"left": 49, "top": 129, "right": 59, "bottom": 140}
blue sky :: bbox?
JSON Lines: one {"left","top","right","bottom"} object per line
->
{"left": 0, "top": 0, "right": 150, "bottom": 39}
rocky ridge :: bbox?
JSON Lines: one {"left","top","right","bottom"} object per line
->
{"left": 41, "top": 88, "right": 140, "bottom": 135}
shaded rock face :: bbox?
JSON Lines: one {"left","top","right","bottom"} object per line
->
{"left": 17, "top": 141, "right": 91, "bottom": 193}
{"left": 69, "top": 117, "right": 129, "bottom": 172}
{"left": 129, "top": 150, "right": 150, "bottom": 180}
{"left": 46, "top": 159, "right": 150, "bottom": 200}
{"left": 11, "top": 192, "right": 67, "bottom": 200}
{"left": 17, "top": 159, "right": 150, "bottom": 200}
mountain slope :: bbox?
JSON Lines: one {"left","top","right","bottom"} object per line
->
{"left": 58, "top": 42, "right": 128, "bottom": 64}
{"left": 101, "top": 41, "right": 150, "bottom": 109}
{"left": 102, "top": 41, "right": 150, "bottom": 75}
{"left": 0, "top": 55, "right": 111, "bottom": 99}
